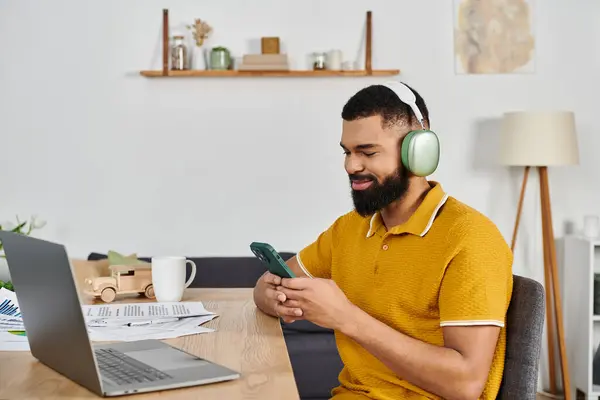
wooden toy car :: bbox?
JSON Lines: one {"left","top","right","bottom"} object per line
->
{"left": 83, "top": 264, "right": 155, "bottom": 303}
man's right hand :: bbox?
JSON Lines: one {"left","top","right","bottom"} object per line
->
{"left": 255, "top": 271, "right": 304, "bottom": 323}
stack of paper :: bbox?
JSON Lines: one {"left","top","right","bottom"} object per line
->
{"left": 0, "top": 287, "right": 218, "bottom": 351}
{"left": 83, "top": 301, "right": 218, "bottom": 342}
{"left": 0, "top": 331, "right": 28, "bottom": 351}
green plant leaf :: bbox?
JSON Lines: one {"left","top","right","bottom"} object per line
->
{"left": 11, "top": 222, "right": 26, "bottom": 233}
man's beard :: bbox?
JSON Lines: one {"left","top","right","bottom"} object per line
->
{"left": 350, "top": 166, "right": 410, "bottom": 217}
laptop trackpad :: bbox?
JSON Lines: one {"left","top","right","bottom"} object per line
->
{"left": 125, "top": 348, "right": 208, "bottom": 371}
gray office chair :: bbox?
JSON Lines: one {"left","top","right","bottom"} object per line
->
{"left": 497, "top": 274, "right": 545, "bottom": 400}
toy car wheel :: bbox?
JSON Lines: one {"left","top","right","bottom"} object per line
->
{"left": 101, "top": 287, "right": 116, "bottom": 303}
{"left": 145, "top": 284, "right": 155, "bottom": 299}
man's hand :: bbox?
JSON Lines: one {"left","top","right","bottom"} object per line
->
{"left": 253, "top": 272, "right": 303, "bottom": 322}
{"left": 277, "top": 277, "right": 355, "bottom": 330}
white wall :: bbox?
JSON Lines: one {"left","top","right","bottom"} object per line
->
{"left": 1, "top": 0, "right": 599, "bottom": 393}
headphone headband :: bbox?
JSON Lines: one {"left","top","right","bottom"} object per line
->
{"left": 382, "top": 81, "right": 426, "bottom": 129}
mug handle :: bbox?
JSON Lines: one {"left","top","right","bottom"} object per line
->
{"left": 184, "top": 260, "right": 197, "bottom": 289}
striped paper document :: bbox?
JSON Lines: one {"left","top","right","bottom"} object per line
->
{"left": 0, "top": 288, "right": 25, "bottom": 331}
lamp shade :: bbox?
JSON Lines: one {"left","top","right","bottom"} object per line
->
{"left": 499, "top": 111, "right": 579, "bottom": 166}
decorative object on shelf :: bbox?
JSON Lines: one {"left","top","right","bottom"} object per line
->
{"left": 312, "top": 52, "right": 327, "bottom": 70}
{"left": 0, "top": 215, "right": 47, "bottom": 281}
{"left": 500, "top": 110, "right": 579, "bottom": 399}
{"left": 187, "top": 18, "right": 212, "bottom": 47}
{"left": 210, "top": 46, "right": 231, "bottom": 70}
{"left": 82, "top": 250, "right": 154, "bottom": 303}
{"left": 171, "top": 35, "right": 189, "bottom": 70}
{"left": 261, "top": 37, "right": 280, "bottom": 54}
{"left": 584, "top": 215, "right": 600, "bottom": 239}
{"left": 146, "top": 9, "right": 399, "bottom": 78}
{"left": 342, "top": 61, "right": 358, "bottom": 71}
{"left": 326, "top": 49, "right": 342, "bottom": 70}
{"left": 238, "top": 53, "right": 289, "bottom": 71}
{"left": 186, "top": 18, "right": 212, "bottom": 70}
{"left": 191, "top": 47, "right": 207, "bottom": 70}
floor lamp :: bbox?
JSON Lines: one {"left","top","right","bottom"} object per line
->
{"left": 499, "top": 111, "right": 579, "bottom": 399}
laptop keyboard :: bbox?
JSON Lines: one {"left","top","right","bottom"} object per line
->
{"left": 95, "top": 348, "right": 172, "bottom": 386}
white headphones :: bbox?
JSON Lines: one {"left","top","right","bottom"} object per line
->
{"left": 380, "top": 81, "right": 440, "bottom": 177}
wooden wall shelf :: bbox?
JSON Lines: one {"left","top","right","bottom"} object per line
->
{"left": 142, "top": 10, "right": 400, "bottom": 79}
{"left": 139, "top": 69, "right": 400, "bottom": 78}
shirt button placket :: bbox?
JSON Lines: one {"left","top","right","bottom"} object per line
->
{"left": 375, "top": 239, "right": 389, "bottom": 275}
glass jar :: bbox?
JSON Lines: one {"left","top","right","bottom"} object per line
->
{"left": 171, "top": 36, "right": 188, "bottom": 70}
{"left": 313, "top": 52, "right": 326, "bottom": 70}
{"left": 210, "top": 47, "right": 231, "bottom": 70}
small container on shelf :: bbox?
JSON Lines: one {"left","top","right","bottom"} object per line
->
{"left": 326, "top": 50, "right": 342, "bottom": 70}
{"left": 312, "top": 52, "right": 327, "bottom": 70}
{"left": 171, "top": 35, "right": 189, "bottom": 70}
{"left": 210, "top": 47, "right": 232, "bottom": 70}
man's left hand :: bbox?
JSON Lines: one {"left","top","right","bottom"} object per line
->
{"left": 277, "top": 277, "right": 355, "bottom": 331}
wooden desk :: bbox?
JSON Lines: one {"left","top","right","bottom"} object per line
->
{"left": 0, "top": 288, "right": 299, "bottom": 400}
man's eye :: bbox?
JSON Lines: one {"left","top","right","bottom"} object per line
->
{"left": 364, "top": 152, "right": 376, "bottom": 157}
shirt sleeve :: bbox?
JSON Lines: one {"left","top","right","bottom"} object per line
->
{"left": 296, "top": 215, "right": 346, "bottom": 279}
{"left": 438, "top": 221, "right": 513, "bottom": 328}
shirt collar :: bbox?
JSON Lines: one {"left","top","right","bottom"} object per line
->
{"left": 366, "top": 181, "right": 448, "bottom": 238}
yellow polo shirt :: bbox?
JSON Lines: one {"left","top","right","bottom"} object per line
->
{"left": 296, "top": 181, "right": 513, "bottom": 400}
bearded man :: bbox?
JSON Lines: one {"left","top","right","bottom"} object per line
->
{"left": 253, "top": 81, "right": 513, "bottom": 400}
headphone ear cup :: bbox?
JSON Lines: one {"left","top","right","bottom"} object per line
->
{"left": 401, "top": 130, "right": 418, "bottom": 173}
{"left": 401, "top": 130, "right": 440, "bottom": 177}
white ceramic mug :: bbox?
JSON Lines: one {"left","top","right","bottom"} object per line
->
{"left": 151, "top": 256, "right": 197, "bottom": 302}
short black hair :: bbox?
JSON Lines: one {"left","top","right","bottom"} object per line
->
{"left": 341, "top": 82, "right": 430, "bottom": 129}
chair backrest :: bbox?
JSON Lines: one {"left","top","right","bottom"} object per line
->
{"left": 497, "top": 274, "right": 545, "bottom": 400}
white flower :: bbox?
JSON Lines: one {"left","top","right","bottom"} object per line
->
{"left": 31, "top": 215, "right": 46, "bottom": 229}
{"left": 1, "top": 221, "right": 16, "bottom": 231}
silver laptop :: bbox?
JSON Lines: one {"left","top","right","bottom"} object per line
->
{"left": 0, "top": 231, "right": 240, "bottom": 396}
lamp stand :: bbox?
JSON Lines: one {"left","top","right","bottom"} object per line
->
{"left": 511, "top": 166, "right": 571, "bottom": 399}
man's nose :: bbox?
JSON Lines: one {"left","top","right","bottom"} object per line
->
{"left": 345, "top": 156, "right": 364, "bottom": 175}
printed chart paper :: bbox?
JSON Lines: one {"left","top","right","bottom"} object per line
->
{"left": 0, "top": 289, "right": 218, "bottom": 350}
{"left": 0, "top": 288, "right": 24, "bottom": 331}
{"left": 83, "top": 301, "right": 214, "bottom": 322}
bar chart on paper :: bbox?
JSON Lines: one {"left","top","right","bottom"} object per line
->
{"left": 0, "top": 288, "right": 21, "bottom": 318}
{"left": 0, "top": 288, "right": 28, "bottom": 351}
{"left": 0, "top": 287, "right": 24, "bottom": 331}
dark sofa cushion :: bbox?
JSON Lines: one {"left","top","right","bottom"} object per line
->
{"left": 283, "top": 330, "right": 343, "bottom": 399}
{"left": 281, "top": 319, "right": 334, "bottom": 334}
{"left": 87, "top": 252, "right": 295, "bottom": 288}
